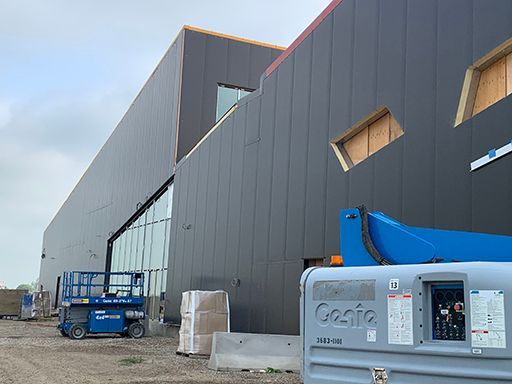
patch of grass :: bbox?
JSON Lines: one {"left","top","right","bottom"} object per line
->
{"left": 119, "top": 356, "right": 144, "bottom": 366}
{"left": 265, "top": 367, "right": 282, "bottom": 374}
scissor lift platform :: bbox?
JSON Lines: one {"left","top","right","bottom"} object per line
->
{"left": 58, "top": 271, "right": 146, "bottom": 340}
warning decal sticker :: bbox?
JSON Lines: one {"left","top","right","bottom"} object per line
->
{"left": 470, "top": 290, "right": 506, "bottom": 349}
{"left": 388, "top": 294, "right": 413, "bottom": 345}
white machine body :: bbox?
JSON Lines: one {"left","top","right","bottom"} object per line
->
{"left": 300, "top": 262, "right": 512, "bottom": 383}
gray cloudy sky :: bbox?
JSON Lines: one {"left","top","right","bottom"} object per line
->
{"left": 0, "top": 0, "right": 332, "bottom": 288}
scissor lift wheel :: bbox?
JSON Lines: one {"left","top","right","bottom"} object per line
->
{"left": 69, "top": 324, "right": 87, "bottom": 340}
{"left": 128, "top": 322, "right": 145, "bottom": 338}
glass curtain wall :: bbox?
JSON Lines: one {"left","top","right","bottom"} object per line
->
{"left": 110, "top": 183, "right": 173, "bottom": 321}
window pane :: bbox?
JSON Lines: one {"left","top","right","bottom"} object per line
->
{"left": 135, "top": 214, "right": 145, "bottom": 271}
{"left": 167, "top": 183, "right": 174, "bottom": 219}
{"left": 216, "top": 86, "right": 238, "bottom": 121}
{"left": 239, "top": 89, "right": 252, "bottom": 99}
{"left": 118, "top": 233, "right": 126, "bottom": 271}
{"left": 162, "top": 221, "right": 170, "bottom": 270}
{"left": 150, "top": 221, "right": 165, "bottom": 269}
{"left": 126, "top": 226, "right": 134, "bottom": 271}
{"left": 154, "top": 193, "right": 167, "bottom": 222}
{"left": 143, "top": 223, "right": 153, "bottom": 271}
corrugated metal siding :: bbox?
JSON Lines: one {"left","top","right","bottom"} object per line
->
{"left": 176, "top": 29, "right": 283, "bottom": 161}
{"left": 40, "top": 32, "right": 184, "bottom": 297}
{"left": 166, "top": 0, "right": 512, "bottom": 334}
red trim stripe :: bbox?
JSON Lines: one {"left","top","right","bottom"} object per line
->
{"left": 263, "top": 0, "right": 344, "bottom": 77}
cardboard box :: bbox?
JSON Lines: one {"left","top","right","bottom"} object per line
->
{"left": 178, "top": 290, "right": 230, "bottom": 355}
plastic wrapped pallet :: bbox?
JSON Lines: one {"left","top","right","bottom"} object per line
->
{"left": 21, "top": 291, "right": 52, "bottom": 319}
{"left": 0, "top": 289, "right": 27, "bottom": 317}
{"left": 178, "top": 290, "right": 230, "bottom": 355}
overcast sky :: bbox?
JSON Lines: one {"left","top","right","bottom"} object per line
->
{"left": 0, "top": 0, "right": 332, "bottom": 288}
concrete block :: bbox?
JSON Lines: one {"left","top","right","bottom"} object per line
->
{"left": 208, "top": 332, "right": 300, "bottom": 372}
{"left": 147, "top": 319, "right": 180, "bottom": 337}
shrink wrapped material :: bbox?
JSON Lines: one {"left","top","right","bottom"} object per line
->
{"left": 178, "top": 290, "right": 230, "bottom": 355}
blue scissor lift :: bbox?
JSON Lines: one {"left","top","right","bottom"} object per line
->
{"left": 58, "top": 271, "right": 146, "bottom": 340}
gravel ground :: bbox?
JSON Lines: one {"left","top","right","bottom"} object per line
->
{"left": 0, "top": 319, "right": 301, "bottom": 384}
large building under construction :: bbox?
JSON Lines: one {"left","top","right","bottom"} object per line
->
{"left": 40, "top": 0, "right": 512, "bottom": 335}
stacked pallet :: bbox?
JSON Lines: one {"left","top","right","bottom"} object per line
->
{"left": 177, "top": 290, "right": 230, "bottom": 356}
{"left": 0, "top": 289, "right": 28, "bottom": 318}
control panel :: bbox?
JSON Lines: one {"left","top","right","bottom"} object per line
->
{"left": 431, "top": 283, "right": 465, "bottom": 341}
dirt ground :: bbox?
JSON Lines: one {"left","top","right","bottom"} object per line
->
{"left": 0, "top": 319, "right": 301, "bottom": 384}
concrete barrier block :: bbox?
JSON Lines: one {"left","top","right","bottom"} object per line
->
{"left": 147, "top": 319, "right": 180, "bottom": 337}
{"left": 208, "top": 332, "right": 300, "bottom": 372}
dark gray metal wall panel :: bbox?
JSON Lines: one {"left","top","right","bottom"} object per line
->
{"left": 194, "top": 140, "right": 210, "bottom": 288}
{"left": 166, "top": 0, "right": 512, "bottom": 335}
{"left": 286, "top": 36, "right": 312, "bottom": 261}
{"left": 434, "top": 0, "right": 473, "bottom": 231}
{"left": 176, "top": 30, "right": 282, "bottom": 161}
{"left": 253, "top": 74, "right": 277, "bottom": 266}
{"left": 269, "top": 57, "right": 294, "bottom": 262}
{"left": 304, "top": 17, "right": 333, "bottom": 260}
{"left": 224, "top": 106, "right": 246, "bottom": 328}
{"left": 201, "top": 131, "right": 222, "bottom": 290}
{"left": 371, "top": 0, "right": 407, "bottom": 219}
{"left": 227, "top": 41, "right": 251, "bottom": 87}
{"left": 471, "top": 98, "right": 512, "bottom": 235}
{"left": 324, "top": 0, "right": 355, "bottom": 257}
{"left": 345, "top": 0, "right": 380, "bottom": 211}
{"left": 40, "top": 33, "right": 184, "bottom": 298}
{"left": 199, "top": 36, "right": 229, "bottom": 142}
{"left": 183, "top": 152, "right": 200, "bottom": 289}
{"left": 178, "top": 31, "right": 207, "bottom": 163}
{"left": 212, "top": 117, "right": 234, "bottom": 285}
{"left": 401, "top": 0, "right": 437, "bottom": 227}
{"left": 473, "top": 0, "right": 512, "bottom": 60}
{"left": 237, "top": 99, "right": 261, "bottom": 330}
{"left": 351, "top": 0, "right": 379, "bottom": 120}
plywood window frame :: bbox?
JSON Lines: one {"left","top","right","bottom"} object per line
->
{"left": 330, "top": 106, "right": 404, "bottom": 172}
{"left": 455, "top": 37, "right": 512, "bottom": 127}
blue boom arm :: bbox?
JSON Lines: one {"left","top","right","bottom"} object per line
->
{"left": 340, "top": 206, "right": 512, "bottom": 267}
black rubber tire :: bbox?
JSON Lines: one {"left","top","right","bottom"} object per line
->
{"left": 127, "top": 322, "right": 145, "bottom": 339}
{"left": 69, "top": 324, "right": 87, "bottom": 340}
{"left": 60, "top": 329, "right": 68, "bottom": 337}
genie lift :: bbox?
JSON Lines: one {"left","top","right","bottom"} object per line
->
{"left": 301, "top": 206, "right": 512, "bottom": 384}
{"left": 58, "top": 271, "right": 145, "bottom": 340}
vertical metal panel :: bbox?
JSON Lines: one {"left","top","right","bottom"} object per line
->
{"left": 324, "top": 0, "right": 355, "bottom": 257}
{"left": 253, "top": 74, "right": 277, "bottom": 265}
{"left": 212, "top": 117, "right": 234, "bottom": 285}
{"left": 199, "top": 131, "right": 221, "bottom": 291}
{"left": 372, "top": 0, "right": 407, "bottom": 219}
{"left": 199, "top": 36, "right": 229, "bottom": 140}
{"left": 471, "top": 98, "right": 512, "bottom": 234}
{"left": 434, "top": 0, "right": 473, "bottom": 230}
{"left": 237, "top": 99, "right": 261, "bottom": 331}
{"left": 401, "top": 0, "right": 437, "bottom": 227}
{"left": 473, "top": 0, "right": 512, "bottom": 61}
{"left": 178, "top": 31, "right": 207, "bottom": 162}
{"left": 286, "top": 37, "right": 312, "bottom": 261}
{"left": 227, "top": 40, "right": 251, "bottom": 87}
{"left": 224, "top": 106, "right": 246, "bottom": 323}
{"left": 269, "top": 56, "right": 294, "bottom": 262}
{"left": 304, "top": 16, "right": 333, "bottom": 259}
{"left": 192, "top": 144, "right": 210, "bottom": 288}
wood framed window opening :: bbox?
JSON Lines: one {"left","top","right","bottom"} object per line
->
{"left": 455, "top": 37, "right": 512, "bottom": 126}
{"left": 330, "top": 107, "right": 404, "bottom": 172}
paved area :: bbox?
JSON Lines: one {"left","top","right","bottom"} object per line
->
{"left": 0, "top": 319, "right": 301, "bottom": 384}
